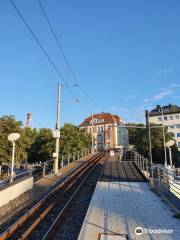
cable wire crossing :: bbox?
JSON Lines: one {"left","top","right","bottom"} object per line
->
{"left": 36, "top": 0, "right": 101, "bottom": 112}
{"left": 9, "top": 0, "right": 92, "bottom": 115}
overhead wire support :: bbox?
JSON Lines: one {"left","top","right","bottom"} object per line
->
{"left": 36, "top": 0, "right": 101, "bottom": 112}
{"left": 9, "top": 0, "right": 92, "bottom": 115}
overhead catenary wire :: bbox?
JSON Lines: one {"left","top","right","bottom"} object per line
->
{"left": 9, "top": 0, "right": 92, "bottom": 115}
{"left": 36, "top": 0, "right": 102, "bottom": 112}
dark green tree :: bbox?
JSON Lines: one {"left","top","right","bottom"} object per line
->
{"left": 127, "top": 122, "right": 180, "bottom": 166}
{"left": 28, "top": 128, "right": 54, "bottom": 163}
{"left": 59, "top": 123, "right": 92, "bottom": 156}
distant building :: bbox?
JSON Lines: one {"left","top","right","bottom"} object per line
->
{"left": 149, "top": 104, "right": 180, "bottom": 148}
{"left": 79, "top": 112, "right": 129, "bottom": 150}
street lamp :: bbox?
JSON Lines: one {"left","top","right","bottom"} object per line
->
{"left": 7, "top": 133, "right": 20, "bottom": 183}
{"left": 166, "top": 140, "right": 175, "bottom": 169}
{"left": 160, "top": 106, "right": 167, "bottom": 167}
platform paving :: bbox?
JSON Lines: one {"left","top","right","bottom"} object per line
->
{"left": 78, "top": 181, "right": 180, "bottom": 240}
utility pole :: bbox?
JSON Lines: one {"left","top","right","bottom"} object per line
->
{"left": 53, "top": 83, "right": 61, "bottom": 175}
{"left": 91, "top": 114, "right": 94, "bottom": 153}
{"left": 145, "top": 110, "right": 154, "bottom": 190}
{"left": 161, "top": 106, "right": 167, "bottom": 167}
{"left": 145, "top": 110, "right": 152, "bottom": 165}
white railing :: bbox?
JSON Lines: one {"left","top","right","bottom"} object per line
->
{"left": 0, "top": 147, "right": 94, "bottom": 185}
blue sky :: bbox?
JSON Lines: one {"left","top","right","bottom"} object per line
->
{"left": 0, "top": 0, "right": 180, "bottom": 128}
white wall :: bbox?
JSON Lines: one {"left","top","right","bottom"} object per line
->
{"left": 0, "top": 176, "right": 33, "bottom": 207}
{"left": 149, "top": 113, "right": 180, "bottom": 148}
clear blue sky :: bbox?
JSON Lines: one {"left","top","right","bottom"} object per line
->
{"left": 0, "top": 0, "right": 180, "bottom": 128}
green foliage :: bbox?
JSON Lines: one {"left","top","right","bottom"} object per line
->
{"left": 59, "top": 123, "right": 92, "bottom": 156}
{"left": 0, "top": 116, "right": 92, "bottom": 164}
{"left": 128, "top": 122, "right": 180, "bottom": 166}
{"left": 28, "top": 128, "right": 54, "bottom": 163}
{"left": 0, "top": 115, "right": 23, "bottom": 163}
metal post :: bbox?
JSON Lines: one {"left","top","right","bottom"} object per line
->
{"left": 168, "top": 147, "right": 172, "bottom": 168}
{"left": 146, "top": 110, "right": 154, "bottom": 189}
{"left": 68, "top": 155, "right": 70, "bottom": 165}
{"left": 91, "top": 114, "right": 94, "bottom": 153}
{"left": 61, "top": 156, "right": 64, "bottom": 168}
{"left": 161, "top": 106, "right": 167, "bottom": 167}
{"left": 145, "top": 110, "right": 152, "bottom": 165}
{"left": 54, "top": 83, "right": 61, "bottom": 175}
{"left": 10, "top": 141, "right": 15, "bottom": 183}
{"left": 43, "top": 162, "right": 46, "bottom": 177}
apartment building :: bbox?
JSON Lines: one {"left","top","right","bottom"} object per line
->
{"left": 79, "top": 112, "right": 129, "bottom": 150}
{"left": 149, "top": 104, "right": 180, "bottom": 148}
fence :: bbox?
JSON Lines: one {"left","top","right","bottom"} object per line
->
{"left": 0, "top": 147, "right": 94, "bottom": 186}
{"left": 122, "top": 150, "right": 149, "bottom": 179}
{"left": 122, "top": 149, "right": 180, "bottom": 212}
{"left": 152, "top": 165, "right": 180, "bottom": 212}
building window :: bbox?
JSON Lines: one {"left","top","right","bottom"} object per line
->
{"left": 176, "top": 124, "right": 180, "bottom": 128}
{"left": 175, "top": 115, "right": 179, "bottom": 120}
{"left": 98, "top": 126, "right": 101, "bottom": 132}
{"left": 178, "top": 142, "right": 180, "bottom": 147}
{"left": 158, "top": 117, "right": 162, "bottom": 121}
{"left": 169, "top": 125, "right": 174, "bottom": 129}
{"left": 101, "top": 126, "right": 104, "bottom": 132}
{"left": 177, "top": 133, "right": 180, "bottom": 138}
{"left": 169, "top": 115, "right": 173, "bottom": 120}
{"left": 164, "top": 116, "right": 168, "bottom": 121}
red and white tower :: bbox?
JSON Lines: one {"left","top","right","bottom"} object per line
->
{"left": 26, "top": 112, "right": 31, "bottom": 127}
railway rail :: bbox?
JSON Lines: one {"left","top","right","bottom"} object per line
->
{"left": 0, "top": 152, "right": 106, "bottom": 240}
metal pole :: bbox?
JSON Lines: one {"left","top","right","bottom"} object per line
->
{"left": 161, "top": 107, "right": 167, "bottom": 166}
{"left": 43, "top": 162, "right": 46, "bottom": 177}
{"left": 169, "top": 147, "right": 172, "bottom": 168}
{"left": 54, "top": 83, "right": 61, "bottom": 175}
{"left": 91, "top": 114, "right": 94, "bottom": 153}
{"left": 145, "top": 110, "right": 152, "bottom": 165}
{"left": 68, "top": 155, "right": 70, "bottom": 165}
{"left": 11, "top": 141, "right": 15, "bottom": 183}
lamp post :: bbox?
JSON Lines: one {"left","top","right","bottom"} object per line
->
{"left": 166, "top": 140, "right": 175, "bottom": 169}
{"left": 7, "top": 133, "right": 20, "bottom": 183}
{"left": 160, "top": 106, "right": 167, "bottom": 167}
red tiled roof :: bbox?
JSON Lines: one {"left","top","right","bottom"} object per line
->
{"left": 80, "top": 112, "right": 121, "bottom": 126}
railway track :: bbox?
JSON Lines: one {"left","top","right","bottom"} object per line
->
{"left": 0, "top": 152, "right": 106, "bottom": 240}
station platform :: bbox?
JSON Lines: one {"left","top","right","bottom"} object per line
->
{"left": 78, "top": 156, "right": 180, "bottom": 240}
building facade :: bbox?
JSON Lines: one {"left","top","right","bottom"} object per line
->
{"left": 149, "top": 104, "right": 180, "bottom": 148}
{"left": 80, "top": 112, "right": 129, "bottom": 150}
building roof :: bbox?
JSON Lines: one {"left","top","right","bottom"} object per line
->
{"left": 80, "top": 112, "right": 121, "bottom": 126}
{"left": 149, "top": 104, "right": 180, "bottom": 116}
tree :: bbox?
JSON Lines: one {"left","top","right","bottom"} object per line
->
{"left": 0, "top": 115, "right": 92, "bottom": 164}
{"left": 28, "top": 128, "right": 54, "bottom": 163}
{"left": 127, "top": 122, "right": 180, "bottom": 166}
{"left": 59, "top": 123, "right": 92, "bottom": 156}
{"left": 0, "top": 115, "right": 23, "bottom": 163}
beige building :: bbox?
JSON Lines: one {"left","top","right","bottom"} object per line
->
{"left": 80, "top": 112, "right": 128, "bottom": 150}
{"left": 149, "top": 104, "right": 180, "bottom": 149}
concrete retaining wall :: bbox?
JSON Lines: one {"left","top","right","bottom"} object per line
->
{"left": 0, "top": 176, "right": 33, "bottom": 207}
